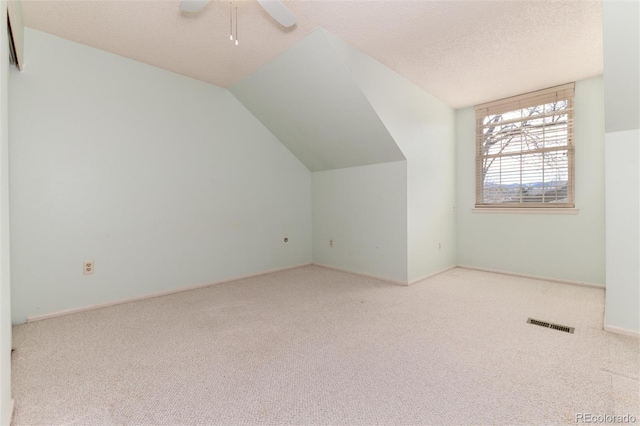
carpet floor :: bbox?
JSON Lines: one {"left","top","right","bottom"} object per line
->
{"left": 11, "top": 266, "right": 640, "bottom": 425}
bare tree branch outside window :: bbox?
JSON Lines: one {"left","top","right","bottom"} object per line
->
{"left": 476, "top": 91, "right": 574, "bottom": 207}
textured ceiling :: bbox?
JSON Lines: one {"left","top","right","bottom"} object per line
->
{"left": 23, "top": 0, "right": 603, "bottom": 109}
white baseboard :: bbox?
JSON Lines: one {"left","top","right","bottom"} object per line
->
{"left": 26, "top": 263, "right": 312, "bottom": 323}
{"left": 311, "top": 263, "right": 406, "bottom": 286}
{"left": 457, "top": 265, "right": 605, "bottom": 289}
{"left": 3, "top": 399, "right": 14, "bottom": 426}
{"left": 311, "top": 263, "right": 457, "bottom": 287}
{"left": 604, "top": 324, "right": 640, "bottom": 338}
{"left": 24, "top": 262, "right": 608, "bottom": 323}
{"left": 408, "top": 266, "right": 456, "bottom": 286}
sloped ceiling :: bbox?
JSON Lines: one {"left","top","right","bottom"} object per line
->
{"left": 22, "top": 1, "right": 603, "bottom": 109}
{"left": 230, "top": 29, "right": 405, "bottom": 172}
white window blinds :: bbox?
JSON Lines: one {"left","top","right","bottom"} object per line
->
{"left": 475, "top": 83, "right": 575, "bottom": 208}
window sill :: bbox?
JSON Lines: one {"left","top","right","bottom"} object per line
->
{"left": 472, "top": 207, "right": 579, "bottom": 215}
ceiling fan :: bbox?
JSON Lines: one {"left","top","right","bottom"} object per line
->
{"left": 179, "top": 0, "right": 297, "bottom": 28}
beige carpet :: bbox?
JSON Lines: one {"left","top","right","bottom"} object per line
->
{"left": 11, "top": 266, "right": 640, "bottom": 425}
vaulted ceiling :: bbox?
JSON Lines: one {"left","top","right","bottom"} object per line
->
{"left": 230, "top": 29, "right": 405, "bottom": 172}
{"left": 23, "top": 0, "right": 603, "bottom": 109}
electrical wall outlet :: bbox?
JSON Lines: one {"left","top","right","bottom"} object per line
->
{"left": 329, "top": 239, "right": 333, "bottom": 248}
{"left": 83, "top": 260, "right": 94, "bottom": 275}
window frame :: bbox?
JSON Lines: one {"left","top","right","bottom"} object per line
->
{"left": 475, "top": 83, "right": 575, "bottom": 209}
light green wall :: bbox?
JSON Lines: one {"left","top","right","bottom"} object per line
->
{"left": 229, "top": 29, "right": 412, "bottom": 283}
{"left": 603, "top": 0, "right": 639, "bottom": 133}
{"left": 456, "top": 77, "right": 606, "bottom": 285}
{"left": 324, "top": 31, "right": 457, "bottom": 282}
{"left": 603, "top": 0, "right": 640, "bottom": 334}
{"left": 604, "top": 130, "right": 639, "bottom": 332}
{"left": 0, "top": 1, "right": 12, "bottom": 423}
{"left": 9, "top": 29, "right": 312, "bottom": 324}
{"left": 233, "top": 27, "right": 453, "bottom": 283}
{"left": 312, "top": 161, "right": 408, "bottom": 283}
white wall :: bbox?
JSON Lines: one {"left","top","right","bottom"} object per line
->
{"left": 456, "top": 77, "right": 606, "bottom": 285}
{"left": 604, "top": 130, "right": 639, "bottom": 332}
{"left": 603, "top": 0, "right": 640, "bottom": 334}
{"left": 9, "top": 29, "right": 312, "bottom": 324}
{"left": 602, "top": 0, "right": 639, "bottom": 134}
{"left": 0, "top": 1, "right": 12, "bottom": 423}
{"left": 312, "top": 161, "right": 408, "bottom": 283}
{"left": 325, "top": 31, "right": 457, "bottom": 282}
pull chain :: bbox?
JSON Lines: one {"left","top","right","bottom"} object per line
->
{"left": 229, "top": 2, "right": 233, "bottom": 40}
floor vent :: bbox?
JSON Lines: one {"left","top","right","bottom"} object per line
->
{"left": 527, "top": 318, "right": 574, "bottom": 334}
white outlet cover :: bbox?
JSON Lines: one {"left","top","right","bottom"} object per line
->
{"left": 83, "top": 261, "right": 94, "bottom": 275}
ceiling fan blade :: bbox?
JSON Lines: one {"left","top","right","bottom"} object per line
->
{"left": 256, "top": 0, "right": 297, "bottom": 28}
{"left": 180, "top": 0, "right": 209, "bottom": 13}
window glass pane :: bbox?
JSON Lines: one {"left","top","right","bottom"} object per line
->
{"left": 481, "top": 150, "right": 569, "bottom": 204}
{"left": 476, "top": 84, "right": 574, "bottom": 207}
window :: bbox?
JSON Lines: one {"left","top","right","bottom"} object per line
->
{"left": 475, "top": 83, "right": 575, "bottom": 208}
